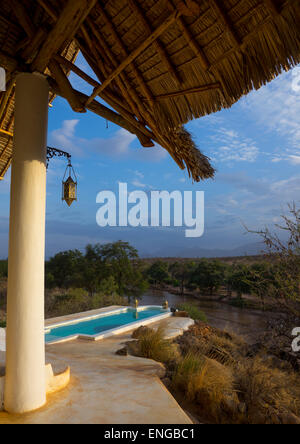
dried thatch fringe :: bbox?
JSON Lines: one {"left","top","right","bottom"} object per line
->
{"left": 165, "top": 127, "right": 215, "bottom": 182}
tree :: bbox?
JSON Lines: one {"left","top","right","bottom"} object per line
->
{"left": 226, "top": 264, "right": 252, "bottom": 300}
{"left": 246, "top": 202, "right": 300, "bottom": 317}
{"left": 80, "top": 244, "right": 107, "bottom": 297}
{"left": 147, "top": 261, "right": 169, "bottom": 287}
{"left": 99, "top": 241, "right": 147, "bottom": 302}
{"left": 191, "top": 260, "right": 226, "bottom": 295}
{"left": 46, "top": 250, "right": 83, "bottom": 289}
{"left": 169, "top": 261, "right": 195, "bottom": 295}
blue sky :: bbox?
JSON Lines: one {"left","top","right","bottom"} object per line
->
{"left": 0, "top": 55, "right": 299, "bottom": 258}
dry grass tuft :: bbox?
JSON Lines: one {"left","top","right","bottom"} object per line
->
{"left": 235, "top": 357, "right": 300, "bottom": 424}
{"left": 135, "top": 326, "right": 180, "bottom": 364}
{"left": 172, "top": 352, "right": 237, "bottom": 422}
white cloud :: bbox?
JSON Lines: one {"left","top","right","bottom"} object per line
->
{"left": 241, "top": 67, "right": 300, "bottom": 163}
{"left": 288, "top": 155, "right": 300, "bottom": 165}
{"left": 50, "top": 120, "right": 167, "bottom": 162}
{"left": 210, "top": 127, "right": 259, "bottom": 163}
{"left": 131, "top": 179, "right": 146, "bottom": 188}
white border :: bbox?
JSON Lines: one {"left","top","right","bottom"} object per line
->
{"left": 45, "top": 306, "right": 172, "bottom": 345}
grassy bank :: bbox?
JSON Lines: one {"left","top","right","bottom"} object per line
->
{"left": 127, "top": 320, "right": 300, "bottom": 424}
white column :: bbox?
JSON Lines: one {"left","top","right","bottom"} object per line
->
{"left": 4, "top": 73, "right": 49, "bottom": 413}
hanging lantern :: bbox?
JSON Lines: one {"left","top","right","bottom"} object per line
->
{"left": 62, "top": 160, "right": 77, "bottom": 207}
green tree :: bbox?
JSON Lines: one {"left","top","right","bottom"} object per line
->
{"left": 246, "top": 202, "right": 300, "bottom": 316}
{"left": 191, "top": 260, "right": 226, "bottom": 295}
{"left": 99, "top": 241, "right": 147, "bottom": 302}
{"left": 227, "top": 264, "right": 252, "bottom": 300}
{"left": 46, "top": 250, "right": 83, "bottom": 289}
{"left": 147, "top": 261, "right": 169, "bottom": 287}
{"left": 169, "top": 261, "right": 195, "bottom": 295}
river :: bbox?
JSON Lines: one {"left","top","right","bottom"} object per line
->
{"left": 140, "top": 289, "right": 270, "bottom": 343}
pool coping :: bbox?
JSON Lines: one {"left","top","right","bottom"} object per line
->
{"left": 45, "top": 305, "right": 172, "bottom": 345}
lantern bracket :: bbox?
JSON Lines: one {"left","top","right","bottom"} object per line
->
{"left": 46, "top": 146, "right": 72, "bottom": 169}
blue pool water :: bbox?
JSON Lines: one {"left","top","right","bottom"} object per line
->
{"left": 45, "top": 307, "right": 166, "bottom": 343}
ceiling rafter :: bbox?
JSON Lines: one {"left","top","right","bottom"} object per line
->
{"left": 85, "top": 19, "right": 146, "bottom": 123}
{"left": 48, "top": 59, "right": 86, "bottom": 113}
{"left": 210, "top": 0, "right": 241, "bottom": 48}
{"left": 127, "top": 0, "right": 181, "bottom": 86}
{"left": 10, "top": 0, "right": 36, "bottom": 38}
{"left": 85, "top": 10, "right": 179, "bottom": 105}
{"left": 263, "top": 0, "right": 280, "bottom": 16}
{"left": 154, "top": 83, "right": 221, "bottom": 100}
{"left": 97, "top": 3, "right": 155, "bottom": 108}
{"left": 32, "top": 0, "right": 97, "bottom": 72}
{"left": 49, "top": 78, "right": 156, "bottom": 147}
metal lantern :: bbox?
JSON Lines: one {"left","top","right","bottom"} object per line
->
{"left": 62, "top": 160, "right": 77, "bottom": 207}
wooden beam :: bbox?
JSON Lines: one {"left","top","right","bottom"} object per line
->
{"left": 48, "top": 60, "right": 86, "bottom": 113}
{"left": 154, "top": 83, "right": 221, "bottom": 100}
{"left": 85, "top": 10, "right": 179, "bottom": 105}
{"left": 0, "top": 128, "right": 13, "bottom": 137}
{"left": 76, "top": 41, "right": 157, "bottom": 145}
{"left": 263, "top": 0, "right": 280, "bottom": 15}
{"left": 176, "top": 16, "right": 210, "bottom": 71}
{"left": 128, "top": 0, "right": 181, "bottom": 86}
{"left": 36, "top": 0, "right": 58, "bottom": 21}
{"left": 97, "top": 3, "right": 155, "bottom": 107}
{"left": 85, "top": 19, "right": 144, "bottom": 121}
{"left": 32, "top": 0, "right": 97, "bottom": 72}
{"left": 211, "top": 0, "right": 241, "bottom": 48}
{"left": 49, "top": 78, "right": 155, "bottom": 148}
{"left": 10, "top": 0, "right": 36, "bottom": 38}
{"left": 53, "top": 54, "right": 99, "bottom": 88}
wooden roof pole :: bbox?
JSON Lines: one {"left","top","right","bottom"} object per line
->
{"left": 154, "top": 83, "right": 221, "bottom": 100}
{"left": 84, "top": 20, "right": 145, "bottom": 122}
{"left": 48, "top": 60, "right": 86, "bottom": 113}
{"left": 10, "top": 0, "right": 35, "bottom": 38}
{"left": 74, "top": 41, "right": 152, "bottom": 138}
{"left": 210, "top": 0, "right": 241, "bottom": 48}
{"left": 32, "top": 0, "right": 97, "bottom": 72}
{"left": 97, "top": 3, "right": 155, "bottom": 108}
{"left": 0, "top": 128, "right": 13, "bottom": 137}
{"left": 85, "top": 10, "right": 179, "bottom": 105}
{"left": 53, "top": 54, "right": 99, "bottom": 88}
{"left": 127, "top": 0, "right": 181, "bottom": 86}
{"left": 263, "top": 0, "right": 280, "bottom": 16}
{"left": 36, "top": 0, "right": 57, "bottom": 21}
{"left": 86, "top": 19, "right": 157, "bottom": 128}
{"left": 49, "top": 79, "right": 156, "bottom": 147}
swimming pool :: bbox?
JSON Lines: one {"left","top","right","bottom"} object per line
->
{"left": 45, "top": 306, "right": 171, "bottom": 344}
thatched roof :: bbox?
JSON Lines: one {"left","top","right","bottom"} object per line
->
{"left": 0, "top": 0, "right": 299, "bottom": 182}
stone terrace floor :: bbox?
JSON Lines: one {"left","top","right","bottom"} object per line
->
{"left": 0, "top": 316, "right": 192, "bottom": 424}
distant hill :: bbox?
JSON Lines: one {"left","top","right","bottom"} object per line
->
{"left": 141, "top": 242, "right": 265, "bottom": 260}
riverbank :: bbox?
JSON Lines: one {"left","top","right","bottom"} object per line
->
{"left": 148, "top": 283, "right": 277, "bottom": 311}
{"left": 124, "top": 319, "right": 300, "bottom": 424}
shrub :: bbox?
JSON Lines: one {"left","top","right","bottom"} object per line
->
{"left": 177, "top": 303, "right": 207, "bottom": 321}
{"left": 235, "top": 357, "right": 300, "bottom": 423}
{"left": 135, "top": 326, "right": 180, "bottom": 364}
{"left": 172, "top": 352, "right": 236, "bottom": 422}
